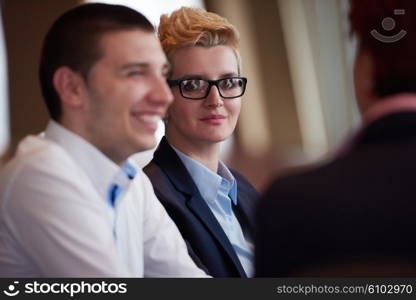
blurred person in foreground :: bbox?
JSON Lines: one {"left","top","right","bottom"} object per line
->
{"left": 144, "top": 7, "right": 258, "bottom": 277}
{"left": 0, "top": 3, "right": 207, "bottom": 277}
{"left": 256, "top": 0, "right": 416, "bottom": 277}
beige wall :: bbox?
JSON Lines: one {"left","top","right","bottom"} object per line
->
{"left": 2, "top": 0, "right": 79, "bottom": 155}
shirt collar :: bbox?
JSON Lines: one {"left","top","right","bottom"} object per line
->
{"left": 218, "top": 161, "right": 237, "bottom": 205}
{"left": 171, "top": 146, "right": 237, "bottom": 205}
{"left": 335, "top": 93, "right": 416, "bottom": 158}
{"left": 44, "top": 120, "right": 134, "bottom": 202}
{"left": 363, "top": 93, "right": 416, "bottom": 125}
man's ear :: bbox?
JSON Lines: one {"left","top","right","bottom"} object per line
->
{"left": 52, "top": 66, "right": 86, "bottom": 108}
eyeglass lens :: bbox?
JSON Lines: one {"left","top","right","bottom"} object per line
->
{"left": 180, "top": 78, "right": 245, "bottom": 99}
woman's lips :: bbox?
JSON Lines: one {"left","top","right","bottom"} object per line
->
{"left": 200, "top": 115, "right": 226, "bottom": 125}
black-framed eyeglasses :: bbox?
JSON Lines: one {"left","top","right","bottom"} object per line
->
{"left": 167, "top": 77, "right": 247, "bottom": 100}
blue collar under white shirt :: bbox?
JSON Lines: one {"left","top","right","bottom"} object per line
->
{"left": 172, "top": 145, "right": 254, "bottom": 277}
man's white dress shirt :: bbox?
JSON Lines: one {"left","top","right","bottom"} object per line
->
{"left": 0, "top": 121, "right": 207, "bottom": 277}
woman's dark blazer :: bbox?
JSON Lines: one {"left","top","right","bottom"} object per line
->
{"left": 144, "top": 137, "right": 258, "bottom": 277}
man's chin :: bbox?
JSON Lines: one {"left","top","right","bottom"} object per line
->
{"left": 135, "top": 137, "right": 157, "bottom": 152}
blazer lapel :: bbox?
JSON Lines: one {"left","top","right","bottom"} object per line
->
{"left": 185, "top": 194, "right": 247, "bottom": 277}
{"left": 234, "top": 187, "right": 255, "bottom": 238}
{"left": 153, "top": 138, "right": 247, "bottom": 277}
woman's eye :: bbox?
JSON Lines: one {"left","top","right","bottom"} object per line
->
{"left": 221, "top": 79, "right": 236, "bottom": 89}
{"left": 182, "top": 80, "right": 203, "bottom": 91}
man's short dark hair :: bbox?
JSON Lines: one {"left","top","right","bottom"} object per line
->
{"left": 350, "top": 0, "right": 416, "bottom": 99}
{"left": 39, "top": 3, "right": 154, "bottom": 121}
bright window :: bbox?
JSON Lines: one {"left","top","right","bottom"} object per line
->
{"left": 86, "top": 0, "right": 204, "bottom": 26}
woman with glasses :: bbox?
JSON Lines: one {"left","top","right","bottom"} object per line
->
{"left": 144, "top": 7, "right": 258, "bottom": 277}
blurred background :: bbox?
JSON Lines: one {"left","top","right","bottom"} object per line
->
{"left": 0, "top": 0, "right": 361, "bottom": 192}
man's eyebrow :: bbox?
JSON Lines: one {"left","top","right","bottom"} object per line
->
{"left": 120, "top": 62, "right": 149, "bottom": 70}
{"left": 120, "top": 62, "right": 171, "bottom": 74}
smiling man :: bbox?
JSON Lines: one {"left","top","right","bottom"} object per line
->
{"left": 0, "top": 3, "right": 207, "bottom": 277}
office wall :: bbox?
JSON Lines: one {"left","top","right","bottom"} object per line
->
{"left": 2, "top": 0, "right": 79, "bottom": 155}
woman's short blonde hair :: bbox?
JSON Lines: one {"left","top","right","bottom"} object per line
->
{"left": 158, "top": 7, "right": 241, "bottom": 73}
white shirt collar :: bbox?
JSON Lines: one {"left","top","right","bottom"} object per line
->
{"left": 171, "top": 145, "right": 237, "bottom": 205}
{"left": 44, "top": 120, "right": 120, "bottom": 202}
